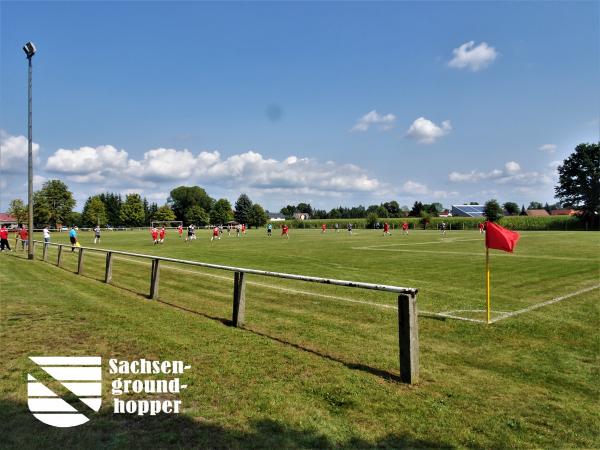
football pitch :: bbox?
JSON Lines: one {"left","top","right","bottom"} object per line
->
{"left": 1, "top": 229, "right": 599, "bottom": 448}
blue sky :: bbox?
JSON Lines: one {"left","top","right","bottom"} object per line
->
{"left": 1, "top": 1, "right": 598, "bottom": 212}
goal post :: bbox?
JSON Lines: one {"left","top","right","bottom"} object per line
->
{"left": 150, "top": 221, "right": 183, "bottom": 229}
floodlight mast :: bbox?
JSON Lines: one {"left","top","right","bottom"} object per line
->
{"left": 23, "top": 42, "right": 36, "bottom": 260}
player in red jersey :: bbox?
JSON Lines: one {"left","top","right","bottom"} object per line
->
{"left": 0, "top": 225, "right": 11, "bottom": 251}
{"left": 151, "top": 227, "right": 159, "bottom": 245}
{"left": 321, "top": 223, "right": 326, "bottom": 233}
{"left": 402, "top": 222, "right": 409, "bottom": 235}
{"left": 19, "top": 226, "right": 28, "bottom": 250}
{"left": 478, "top": 222, "right": 485, "bottom": 234}
{"left": 159, "top": 227, "right": 166, "bottom": 243}
{"left": 281, "top": 224, "right": 289, "bottom": 239}
{"left": 178, "top": 224, "right": 183, "bottom": 238}
{"left": 383, "top": 222, "right": 390, "bottom": 236}
{"left": 241, "top": 223, "right": 246, "bottom": 235}
{"left": 211, "top": 226, "right": 220, "bottom": 242}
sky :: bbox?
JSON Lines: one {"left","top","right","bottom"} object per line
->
{"left": 1, "top": 1, "right": 599, "bottom": 213}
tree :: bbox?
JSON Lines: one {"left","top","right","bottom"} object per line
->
{"left": 528, "top": 201, "right": 543, "bottom": 210}
{"left": 119, "top": 194, "right": 145, "bottom": 227}
{"left": 484, "top": 199, "right": 503, "bottom": 222}
{"left": 296, "top": 203, "right": 313, "bottom": 215}
{"left": 82, "top": 196, "right": 108, "bottom": 226}
{"left": 234, "top": 193, "right": 254, "bottom": 224}
{"left": 99, "top": 193, "right": 122, "bottom": 226}
{"left": 409, "top": 201, "right": 424, "bottom": 217}
{"left": 185, "top": 205, "right": 209, "bottom": 226}
{"left": 280, "top": 205, "right": 297, "bottom": 219}
{"left": 383, "top": 201, "right": 400, "bottom": 217}
{"left": 210, "top": 199, "right": 233, "bottom": 225}
{"left": 520, "top": 205, "right": 527, "bottom": 216}
{"left": 555, "top": 142, "right": 600, "bottom": 222}
{"left": 168, "top": 186, "right": 214, "bottom": 221}
{"left": 249, "top": 203, "right": 269, "bottom": 228}
{"left": 366, "top": 212, "right": 378, "bottom": 229}
{"left": 153, "top": 205, "right": 176, "bottom": 222}
{"left": 8, "top": 199, "right": 28, "bottom": 225}
{"left": 503, "top": 202, "right": 519, "bottom": 216}
{"left": 33, "top": 180, "right": 76, "bottom": 227}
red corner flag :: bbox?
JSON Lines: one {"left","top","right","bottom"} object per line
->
{"left": 485, "top": 221, "right": 520, "bottom": 253}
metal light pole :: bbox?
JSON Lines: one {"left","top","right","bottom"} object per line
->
{"left": 23, "top": 42, "right": 36, "bottom": 260}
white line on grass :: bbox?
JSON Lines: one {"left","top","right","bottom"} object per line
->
{"left": 351, "top": 247, "right": 597, "bottom": 262}
{"left": 490, "top": 284, "right": 600, "bottom": 323}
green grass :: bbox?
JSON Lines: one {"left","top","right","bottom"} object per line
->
{"left": 1, "top": 229, "right": 599, "bottom": 448}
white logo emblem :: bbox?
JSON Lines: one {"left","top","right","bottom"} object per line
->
{"left": 27, "top": 356, "right": 102, "bottom": 428}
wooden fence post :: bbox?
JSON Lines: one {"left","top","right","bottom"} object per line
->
{"left": 398, "top": 292, "right": 419, "bottom": 384}
{"left": 43, "top": 243, "right": 48, "bottom": 261}
{"left": 150, "top": 259, "right": 160, "bottom": 299}
{"left": 104, "top": 252, "right": 113, "bottom": 284}
{"left": 31, "top": 240, "right": 35, "bottom": 258}
{"left": 57, "top": 245, "right": 63, "bottom": 267}
{"left": 232, "top": 271, "right": 246, "bottom": 327}
{"left": 77, "top": 248, "right": 85, "bottom": 275}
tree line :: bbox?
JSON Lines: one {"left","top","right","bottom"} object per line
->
{"left": 7, "top": 184, "right": 269, "bottom": 228}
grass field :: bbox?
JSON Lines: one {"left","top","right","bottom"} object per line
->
{"left": 1, "top": 228, "right": 599, "bottom": 448}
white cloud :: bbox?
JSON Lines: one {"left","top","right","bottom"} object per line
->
{"left": 504, "top": 161, "right": 521, "bottom": 174}
{"left": 449, "top": 161, "right": 552, "bottom": 188}
{"left": 406, "top": 117, "right": 451, "bottom": 144}
{"left": 350, "top": 110, "right": 396, "bottom": 132}
{"left": 448, "top": 41, "right": 498, "bottom": 71}
{"left": 0, "top": 130, "right": 40, "bottom": 173}
{"left": 42, "top": 145, "right": 382, "bottom": 197}
{"left": 538, "top": 144, "right": 557, "bottom": 154}
{"left": 400, "top": 180, "right": 458, "bottom": 199}
{"left": 46, "top": 145, "right": 128, "bottom": 176}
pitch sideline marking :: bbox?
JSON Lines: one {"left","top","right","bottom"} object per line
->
{"left": 489, "top": 284, "right": 600, "bottom": 323}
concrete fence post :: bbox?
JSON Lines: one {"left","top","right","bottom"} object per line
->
{"left": 77, "top": 248, "right": 85, "bottom": 275}
{"left": 398, "top": 292, "right": 419, "bottom": 384}
{"left": 232, "top": 271, "right": 246, "bottom": 327}
{"left": 105, "top": 252, "right": 113, "bottom": 284}
{"left": 56, "top": 245, "right": 63, "bottom": 267}
{"left": 150, "top": 258, "right": 160, "bottom": 299}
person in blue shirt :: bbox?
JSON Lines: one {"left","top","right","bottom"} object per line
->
{"left": 69, "top": 226, "right": 78, "bottom": 252}
{"left": 267, "top": 223, "right": 273, "bottom": 237}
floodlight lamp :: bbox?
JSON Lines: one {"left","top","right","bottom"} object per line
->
{"left": 23, "top": 42, "right": 36, "bottom": 58}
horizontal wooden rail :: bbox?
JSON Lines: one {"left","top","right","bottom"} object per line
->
{"left": 30, "top": 240, "right": 420, "bottom": 383}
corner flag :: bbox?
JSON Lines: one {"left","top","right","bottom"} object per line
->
{"left": 484, "top": 221, "right": 520, "bottom": 324}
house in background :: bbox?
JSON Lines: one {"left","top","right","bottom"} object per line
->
{"left": 293, "top": 212, "right": 310, "bottom": 221}
{"left": 526, "top": 209, "right": 550, "bottom": 217}
{"left": 0, "top": 213, "right": 18, "bottom": 228}
{"left": 550, "top": 209, "right": 581, "bottom": 216}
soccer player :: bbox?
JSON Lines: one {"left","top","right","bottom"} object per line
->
{"left": 440, "top": 222, "right": 447, "bottom": 237}
{"left": 69, "top": 226, "right": 78, "bottom": 252}
{"left": 347, "top": 223, "right": 353, "bottom": 235}
{"left": 185, "top": 224, "right": 194, "bottom": 242}
{"left": 43, "top": 225, "right": 51, "bottom": 243}
{"left": 0, "top": 225, "right": 11, "bottom": 252}
{"left": 267, "top": 223, "right": 272, "bottom": 237}
{"left": 321, "top": 223, "right": 327, "bottom": 233}
{"left": 236, "top": 224, "right": 241, "bottom": 237}
{"left": 19, "top": 226, "right": 28, "bottom": 250}
{"left": 478, "top": 222, "right": 485, "bottom": 234}
{"left": 402, "top": 222, "right": 409, "bottom": 235}
{"left": 159, "top": 226, "right": 166, "bottom": 243}
{"left": 210, "top": 226, "right": 220, "bottom": 242}
{"left": 241, "top": 223, "right": 246, "bottom": 235}
{"left": 151, "top": 226, "right": 159, "bottom": 245}
{"left": 383, "top": 222, "right": 390, "bottom": 236}
{"left": 178, "top": 224, "right": 183, "bottom": 238}
{"left": 94, "top": 225, "right": 101, "bottom": 244}
{"left": 281, "top": 224, "right": 289, "bottom": 239}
